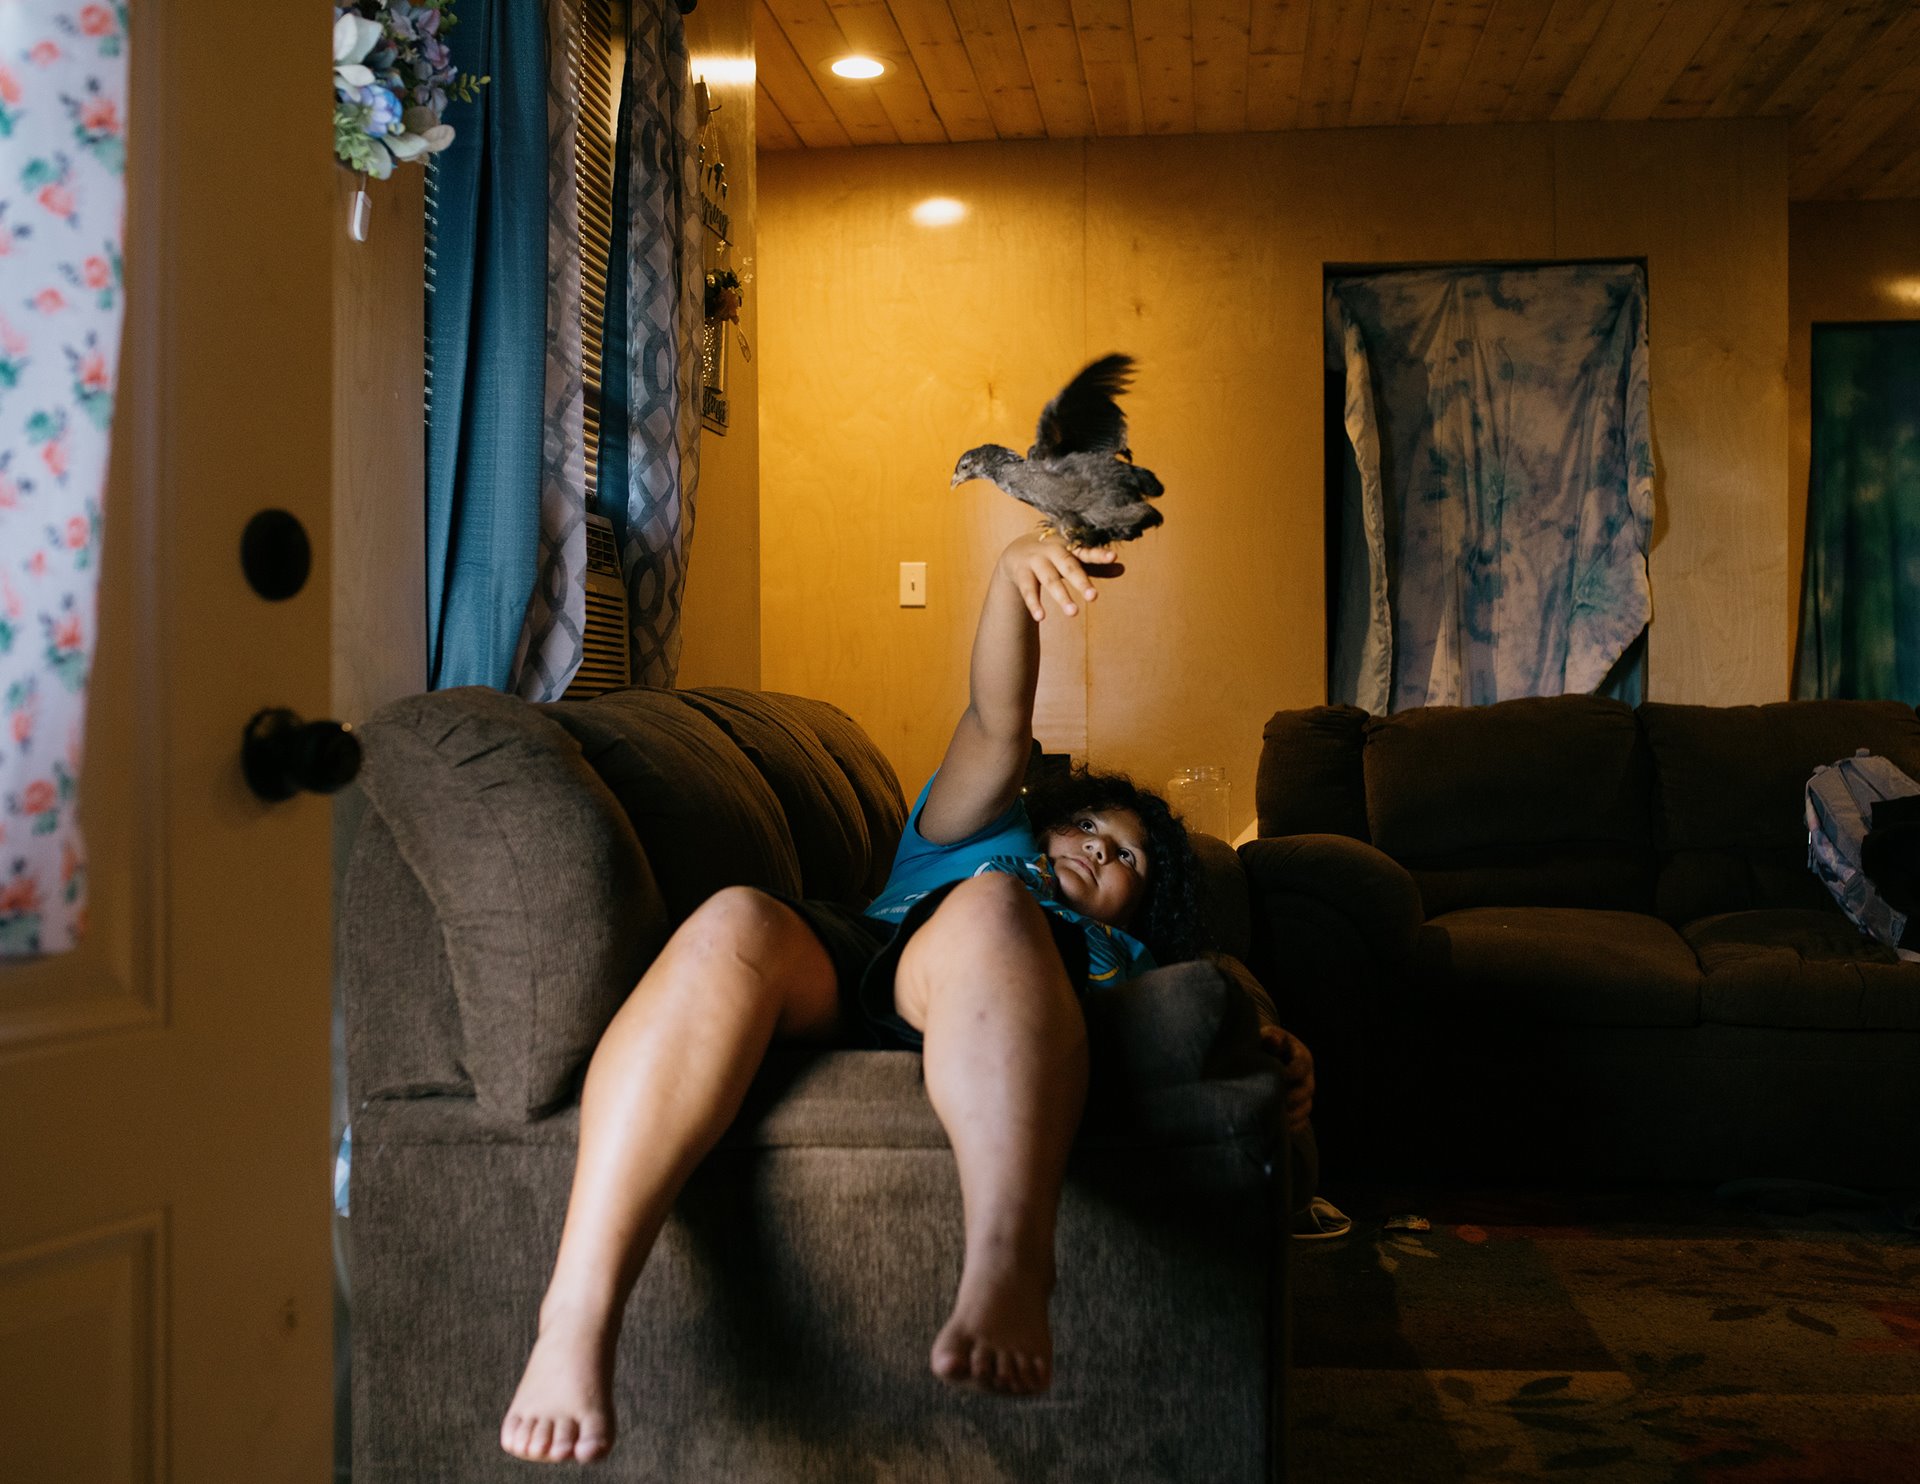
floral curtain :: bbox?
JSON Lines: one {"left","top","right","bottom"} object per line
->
{"left": 1795, "top": 322, "right": 1920, "bottom": 703}
{"left": 601, "top": 0, "right": 700, "bottom": 687}
{"left": 1326, "top": 264, "right": 1653, "bottom": 712}
{"left": 0, "top": 2, "right": 126, "bottom": 956}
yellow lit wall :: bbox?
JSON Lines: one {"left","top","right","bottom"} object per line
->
{"left": 759, "top": 121, "right": 1790, "bottom": 830}
{"left": 676, "top": 2, "right": 761, "bottom": 688}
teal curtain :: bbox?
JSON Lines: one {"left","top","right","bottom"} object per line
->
{"left": 1796, "top": 323, "right": 1920, "bottom": 702}
{"left": 425, "top": 0, "right": 549, "bottom": 691}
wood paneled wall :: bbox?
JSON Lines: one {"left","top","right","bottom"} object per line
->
{"left": 676, "top": 2, "right": 763, "bottom": 689}
{"left": 757, "top": 141, "right": 1091, "bottom": 795}
{"left": 760, "top": 120, "right": 1790, "bottom": 830}
{"left": 331, "top": 168, "right": 427, "bottom": 879}
{"left": 1786, "top": 198, "right": 1920, "bottom": 677}
{"left": 331, "top": 168, "right": 427, "bottom": 730}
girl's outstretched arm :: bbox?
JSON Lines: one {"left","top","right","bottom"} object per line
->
{"left": 919, "top": 530, "right": 1118, "bottom": 844}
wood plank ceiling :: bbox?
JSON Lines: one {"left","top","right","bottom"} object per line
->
{"left": 752, "top": 0, "right": 1920, "bottom": 200}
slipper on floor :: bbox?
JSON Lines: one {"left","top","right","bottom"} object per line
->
{"left": 1291, "top": 1197, "right": 1353, "bottom": 1240}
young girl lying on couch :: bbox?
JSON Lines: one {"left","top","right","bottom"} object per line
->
{"left": 500, "top": 528, "right": 1316, "bottom": 1465}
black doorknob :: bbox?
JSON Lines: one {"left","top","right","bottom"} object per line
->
{"left": 243, "top": 708, "right": 362, "bottom": 801}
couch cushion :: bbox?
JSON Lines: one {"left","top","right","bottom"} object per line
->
{"left": 1364, "top": 696, "right": 1655, "bottom": 913}
{"left": 676, "top": 689, "right": 875, "bottom": 905}
{"left": 1412, "top": 907, "right": 1700, "bottom": 1026}
{"left": 357, "top": 688, "right": 669, "bottom": 1123}
{"left": 1257, "top": 705, "right": 1370, "bottom": 840}
{"left": 546, "top": 689, "right": 804, "bottom": 922}
{"left": 747, "top": 691, "right": 907, "bottom": 899}
{"left": 1641, "top": 700, "right": 1920, "bottom": 923}
{"left": 1684, "top": 909, "right": 1920, "bottom": 1031}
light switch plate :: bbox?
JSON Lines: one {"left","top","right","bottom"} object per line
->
{"left": 899, "top": 561, "right": 927, "bottom": 608}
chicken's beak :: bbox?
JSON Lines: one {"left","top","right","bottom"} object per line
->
{"left": 949, "top": 469, "right": 967, "bottom": 488}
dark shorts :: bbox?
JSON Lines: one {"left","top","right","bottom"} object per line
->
{"left": 779, "top": 880, "right": 1091, "bottom": 1052}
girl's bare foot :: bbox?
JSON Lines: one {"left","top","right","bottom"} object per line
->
{"left": 929, "top": 1236, "right": 1055, "bottom": 1396}
{"left": 499, "top": 1302, "right": 617, "bottom": 1464}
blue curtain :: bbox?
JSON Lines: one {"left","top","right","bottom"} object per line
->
{"left": 1795, "top": 322, "right": 1920, "bottom": 702}
{"left": 425, "top": 0, "right": 549, "bottom": 690}
{"left": 1327, "top": 265, "right": 1653, "bottom": 711}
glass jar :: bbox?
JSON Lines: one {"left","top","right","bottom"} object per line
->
{"left": 1166, "top": 766, "right": 1230, "bottom": 840}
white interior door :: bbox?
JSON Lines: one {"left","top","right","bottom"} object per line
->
{"left": 0, "top": 7, "right": 335, "bottom": 1480}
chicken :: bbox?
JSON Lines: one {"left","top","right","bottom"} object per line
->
{"left": 950, "top": 354, "right": 1164, "bottom": 547}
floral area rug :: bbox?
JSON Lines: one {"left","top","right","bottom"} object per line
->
{"left": 1291, "top": 1186, "right": 1920, "bottom": 1482}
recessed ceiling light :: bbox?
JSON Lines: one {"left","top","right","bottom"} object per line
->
{"left": 830, "top": 55, "right": 886, "bottom": 80}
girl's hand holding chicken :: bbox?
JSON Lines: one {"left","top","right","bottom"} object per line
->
{"left": 999, "top": 528, "right": 1121, "bottom": 623}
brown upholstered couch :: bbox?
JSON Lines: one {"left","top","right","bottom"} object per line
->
{"left": 1241, "top": 695, "right": 1920, "bottom": 1188}
{"left": 343, "top": 684, "right": 1294, "bottom": 1483}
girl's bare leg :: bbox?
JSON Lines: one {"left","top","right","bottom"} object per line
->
{"left": 892, "top": 873, "right": 1089, "bottom": 1396}
{"left": 499, "top": 887, "right": 841, "bottom": 1464}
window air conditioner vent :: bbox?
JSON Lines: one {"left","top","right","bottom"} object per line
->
{"left": 565, "top": 511, "right": 631, "bottom": 698}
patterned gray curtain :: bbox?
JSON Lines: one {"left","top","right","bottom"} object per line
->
{"left": 509, "top": 0, "right": 588, "bottom": 700}
{"left": 619, "top": 0, "right": 702, "bottom": 686}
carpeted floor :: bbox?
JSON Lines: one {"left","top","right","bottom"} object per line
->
{"left": 1291, "top": 1185, "right": 1920, "bottom": 1483}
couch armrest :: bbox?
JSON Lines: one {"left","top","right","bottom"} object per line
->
{"left": 1078, "top": 956, "right": 1285, "bottom": 1152}
{"left": 352, "top": 688, "right": 672, "bottom": 1124}
{"left": 341, "top": 808, "right": 471, "bottom": 1109}
{"left": 1237, "top": 834, "right": 1424, "bottom": 1017}
{"left": 1190, "top": 833, "right": 1253, "bottom": 960}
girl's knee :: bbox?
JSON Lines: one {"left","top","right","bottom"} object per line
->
{"left": 671, "top": 886, "right": 806, "bottom": 974}
{"left": 928, "top": 873, "right": 1047, "bottom": 936}
{"left": 653, "top": 886, "right": 837, "bottom": 1032}
{"left": 683, "top": 883, "right": 780, "bottom": 934}
{"left": 895, "top": 876, "right": 1069, "bottom": 1028}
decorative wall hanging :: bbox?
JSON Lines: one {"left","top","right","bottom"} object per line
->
{"left": 0, "top": 0, "right": 128, "bottom": 956}
{"left": 332, "top": 2, "right": 486, "bottom": 241}
{"left": 696, "top": 85, "right": 740, "bottom": 435}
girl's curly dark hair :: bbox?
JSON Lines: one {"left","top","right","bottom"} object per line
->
{"left": 1022, "top": 766, "right": 1200, "bottom": 964}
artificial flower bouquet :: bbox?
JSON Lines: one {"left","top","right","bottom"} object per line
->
{"left": 332, "top": 1, "right": 486, "bottom": 180}
{"left": 704, "top": 268, "right": 742, "bottom": 325}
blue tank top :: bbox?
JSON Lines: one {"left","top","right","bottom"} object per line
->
{"left": 864, "top": 777, "right": 1157, "bottom": 987}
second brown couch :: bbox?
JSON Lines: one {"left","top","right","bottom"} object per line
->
{"left": 1241, "top": 694, "right": 1920, "bottom": 1189}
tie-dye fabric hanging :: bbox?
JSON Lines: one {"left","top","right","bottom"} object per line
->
{"left": 1327, "top": 264, "right": 1653, "bottom": 712}
{"left": 0, "top": 2, "right": 126, "bottom": 956}
{"left": 508, "top": 0, "right": 588, "bottom": 701}
{"left": 616, "top": 0, "right": 700, "bottom": 687}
